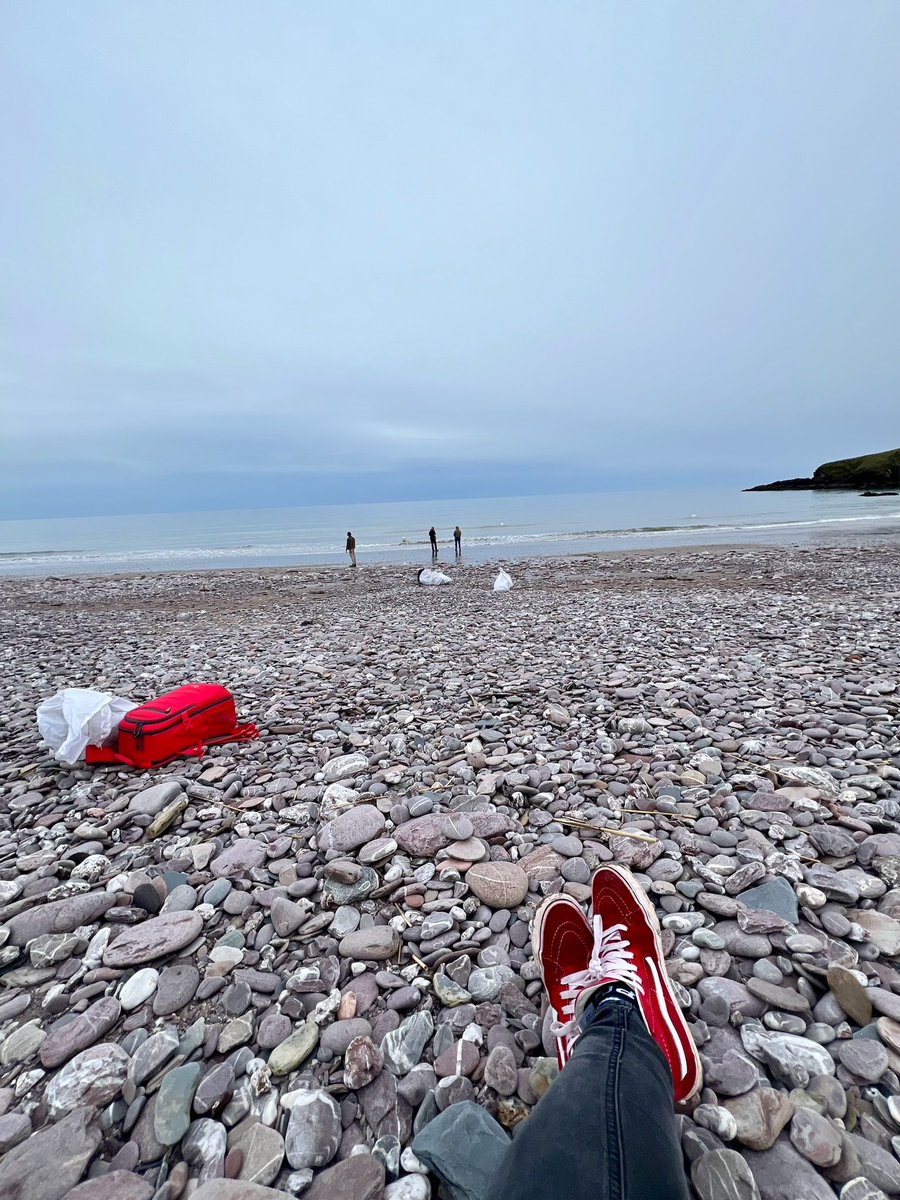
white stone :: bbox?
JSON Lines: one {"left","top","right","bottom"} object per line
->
{"left": 119, "top": 967, "right": 159, "bottom": 1010}
{"left": 385, "top": 1176, "right": 432, "bottom": 1200}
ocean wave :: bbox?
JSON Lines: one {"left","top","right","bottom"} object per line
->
{"left": 2, "top": 509, "right": 898, "bottom": 570}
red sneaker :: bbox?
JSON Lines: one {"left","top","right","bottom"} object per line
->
{"left": 531, "top": 893, "right": 593, "bottom": 1067}
{"left": 590, "top": 863, "right": 703, "bottom": 1101}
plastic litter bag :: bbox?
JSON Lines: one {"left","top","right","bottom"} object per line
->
{"left": 37, "top": 688, "right": 137, "bottom": 765}
{"left": 493, "top": 569, "right": 513, "bottom": 592}
{"left": 418, "top": 568, "right": 452, "bottom": 586}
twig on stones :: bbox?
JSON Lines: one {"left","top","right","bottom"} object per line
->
{"left": 557, "top": 816, "right": 658, "bottom": 844}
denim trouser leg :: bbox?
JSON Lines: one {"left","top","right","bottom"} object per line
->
{"left": 485, "top": 997, "right": 689, "bottom": 1200}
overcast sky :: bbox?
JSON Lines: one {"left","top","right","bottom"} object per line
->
{"left": 1, "top": 3, "right": 898, "bottom": 519}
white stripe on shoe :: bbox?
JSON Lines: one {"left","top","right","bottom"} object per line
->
{"left": 645, "top": 955, "right": 688, "bottom": 1081}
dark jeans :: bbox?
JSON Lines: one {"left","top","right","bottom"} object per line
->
{"left": 486, "top": 996, "right": 689, "bottom": 1200}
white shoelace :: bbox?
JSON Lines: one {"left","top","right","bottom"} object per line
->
{"left": 550, "top": 916, "right": 644, "bottom": 1055}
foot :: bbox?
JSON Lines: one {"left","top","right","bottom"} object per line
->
{"left": 531, "top": 893, "right": 594, "bottom": 1067}
{"left": 590, "top": 864, "right": 703, "bottom": 1102}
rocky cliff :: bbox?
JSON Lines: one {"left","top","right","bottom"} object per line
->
{"left": 746, "top": 447, "right": 900, "bottom": 491}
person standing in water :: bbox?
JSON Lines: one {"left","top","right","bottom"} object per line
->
{"left": 429, "top": 526, "right": 438, "bottom": 557}
{"left": 453, "top": 525, "right": 462, "bottom": 556}
{"left": 346, "top": 531, "right": 357, "bottom": 568}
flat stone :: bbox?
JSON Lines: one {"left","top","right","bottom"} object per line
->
{"left": 1, "top": 1019, "right": 46, "bottom": 1066}
{"left": 319, "top": 782, "right": 361, "bottom": 820}
{"left": 270, "top": 897, "right": 307, "bottom": 937}
{"left": 128, "top": 1027, "right": 179, "bottom": 1085}
{"left": 235, "top": 1122, "right": 285, "bottom": 1186}
{"left": 103, "top": 911, "right": 203, "bottom": 967}
{"left": 519, "top": 844, "right": 565, "bottom": 884}
{"left": 64, "top": 1172, "right": 154, "bottom": 1200}
{"left": 193, "top": 1062, "right": 235, "bottom": 1114}
{"left": 826, "top": 966, "right": 872, "bottom": 1026}
{"left": 743, "top": 1138, "right": 837, "bottom": 1200}
{"left": 465, "top": 862, "right": 529, "bottom": 909}
{"left": 692, "top": 1148, "right": 761, "bottom": 1200}
{"left": 837, "top": 1038, "right": 888, "bottom": 1082}
{"left": 218, "top": 1015, "right": 254, "bottom": 1053}
{"left": 320, "top": 1017, "right": 373, "bottom": 1054}
{"left": 344, "top": 1035, "right": 384, "bottom": 1088}
{"left": 0, "top": 1107, "right": 101, "bottom": 1200}
{"left": 210, "top": 838, "right": 267, "bottom": 879}
{"left": 268, "top": 1021, "right": 319, "bottom": 1075}
{"left": 324, "top": 866, "right": 379, "bottom": 905}
{"left": 153, "top": 962, "right": 200, "bottom": 1015}
{"left": 119, "top": 967, "right": 159, "bottom": 1010}
{"left": 192, "top": 1185, "right": 290, "bottom": 1200}
{"left": 128, "top": 781, "right": 183, "bottom": 815}
{"left": 46, "top": 1042, "right": 130, "bottom": 1118}
{"left": 745, "top": 979, "right": 810, "bottom": 1014}
{"left": 843, "top": 1133, "right": 900, "bottom": 1196}
{"left": 723, "top": 1087, "right": 794, "bottom": 1150}
{"left": 339, "top": 926, "right": 400, "bottom": 961}
{"left": 381, "top": 1011, "right": 434, "bottom": 1074}
{"left": 484, "top": 1045, "right": 518, "bottom": 1096}
{"left": 740, "top": 1025, "right": 835, "bottom": 1087}
{"left": 303, "top": 1154, "right": 386, "bottom": 1200}
{"left": 789, "top": 1107, "right": 842, "bottom": 1167}
{"left": 738, "top": 878, "right": 799, "bottom": 925}
{"left": 284, "top": 1089, "right": 341, "bottom": 1169}
{"left": 41, "top": 997, "right": 122, "bottom": 1068}
{"left": 434, "top": 1039, "right": 480, "bottom": 1078}
{"left": 7, "top": 892, "right": 117, "bottom": 946}
{"left": 322, "top": 752, "right": 370, "bottom": 783}
{"left": 413, "top": 1101, "right": 509, "bottom": 1200}
{"left": 848, "top": 910, "right": 900, "bottom": 956}
{"left": 0, "top": 1113, "right": 31, "bottom": 1154}
{"left": 154, "top": 1062, "right": 203, "bottom": 1145}
{"left": 319, "top": 806, "right": 387, "bottom": 853}
{"left": 393, "top": 815, "right": 451, "bottom": 857}
{"left": 28, "top": 931, "right": 86, "bottom": 968}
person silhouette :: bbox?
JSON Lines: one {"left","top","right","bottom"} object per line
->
{"left": 453, "top": 525, "right": 462, "bottom": 556}
{"left": 429, "top": 527, "right": 438, "bottom": 557}
{"left": 345, "top": 531, "right": 357, "bottom": 568}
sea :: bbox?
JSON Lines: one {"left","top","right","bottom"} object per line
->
{"left": 1, "top": 487, "right": 899, "bottom": 577}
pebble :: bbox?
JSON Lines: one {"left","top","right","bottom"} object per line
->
{"left": 465, "top": 862, "right": 529, "bottom": 909}
{"left": 284, "top": 1090, "right": 342, "bottom": 1169}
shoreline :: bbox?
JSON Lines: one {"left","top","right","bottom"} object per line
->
{"left": 2, "top": 529, "right": 899, "bottom": 588}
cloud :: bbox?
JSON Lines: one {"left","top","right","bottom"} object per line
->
{"left": 0, "top": 2, "right": 898, "bottom": 519}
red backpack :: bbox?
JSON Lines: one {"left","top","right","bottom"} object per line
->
{"left": 86, "top": 683, "right": 258, "bottom": 769}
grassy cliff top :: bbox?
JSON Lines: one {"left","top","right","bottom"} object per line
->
{"left": 812, "top": 448, "right": 900, "bottom": 488}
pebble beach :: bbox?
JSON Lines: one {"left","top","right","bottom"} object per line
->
{"left": 1, "top": 541, "right": 899, "bottom": 1200}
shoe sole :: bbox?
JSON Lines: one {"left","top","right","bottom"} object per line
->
{"left": 592, "top": 863, "right": 703, "bottom": 1100}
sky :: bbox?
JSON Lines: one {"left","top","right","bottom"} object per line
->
{"left": 1, "top": 3, "right": 898, "bottom": 520}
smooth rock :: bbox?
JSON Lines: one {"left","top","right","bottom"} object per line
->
{"left": 0, "top": 1107, "right": 101, "bottom": 1200}
{"left": 102, "top": 911, "right": 203, "bottom": 967}
{"left": 339, "top": 926, "right": 400, "bottom": 961}
{"left": 465, "top": 862, "right": 529, "bottom": 909}
{"left": 303, "top": 1154, "right": 386, "bottom": 1200}
{"left": 45, "top": 1042, "right": 129, "bottom": 1118}
{"left": 412, "top": 1101, "right": 509, "bottom": 1200}
{"left": 284, "top": 1090, "right": 342, "bottom": 1169}
{"left": 691, "top": 1148, "right": 761, "bottom": 1200}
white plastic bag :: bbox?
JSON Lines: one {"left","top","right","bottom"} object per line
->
{"left": 493, "top": 569, "right": 513, "bottom": 592}
{"left": 37, "top": 688, "right": 137, "bottom": 765}
{"left": 418, "top": 568, "right": 452, "bottom": 586}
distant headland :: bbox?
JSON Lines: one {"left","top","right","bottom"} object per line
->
{"left": 746, "top": 447, "right": 900, "bottom": 493}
